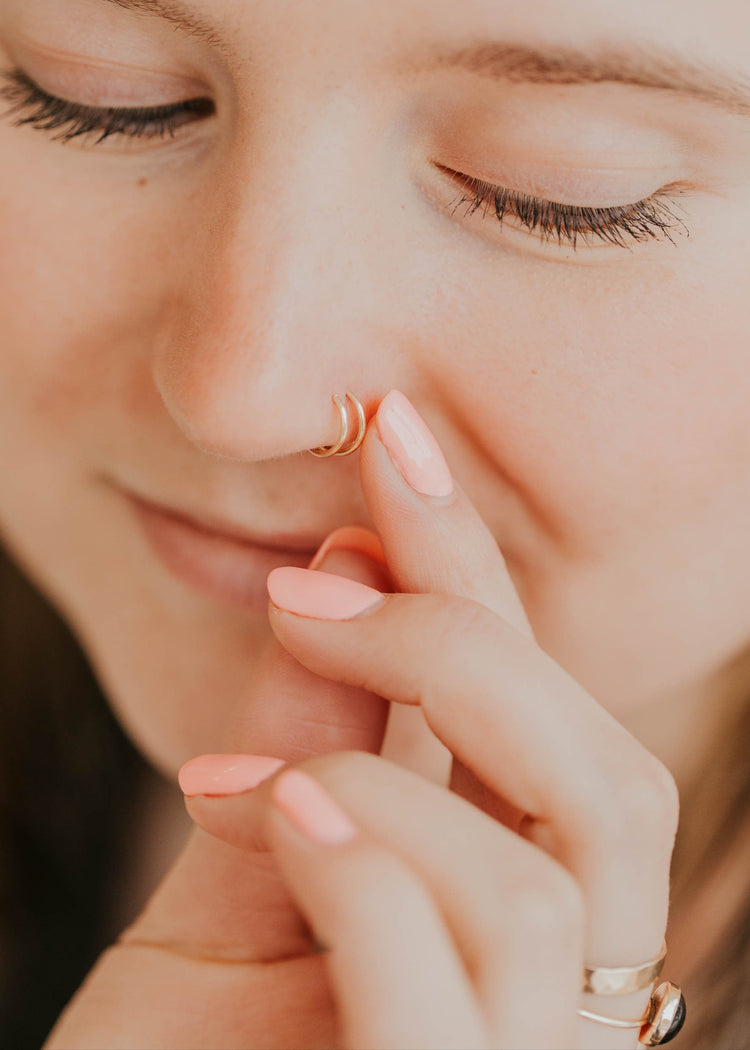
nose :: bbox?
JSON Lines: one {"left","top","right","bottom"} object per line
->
{"left": 152, "top": 98, "right": 406, "bottom": 462}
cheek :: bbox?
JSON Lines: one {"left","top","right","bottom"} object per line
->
{"left": 0, "top": 149, "right": 212, "bottom": 772}
{"left": 425, "top": 243, "right": 750, "bottom": 562}
{"left": 0, "top": 163, "right": 167, "bottom": 447}
{"left": 419, "top": 237, "right": 750, "bottom": 706}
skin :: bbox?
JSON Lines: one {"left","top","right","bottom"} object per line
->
{"left": 0, "top": 0, "right": 748, "bottom": 1045}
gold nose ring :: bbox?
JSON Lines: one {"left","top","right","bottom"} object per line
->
{"left": 308, "top": 390, "right": 366, "bottom": 457}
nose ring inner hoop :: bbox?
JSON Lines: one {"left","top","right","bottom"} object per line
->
{"left": 308, "top": 390, "right": 366, "bottom": 457}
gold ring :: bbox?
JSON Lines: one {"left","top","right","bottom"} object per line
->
{"left": 578, "top": 981, "right": 686, "bottom": 1046}
{"left": 582, "top": 939, "right": 667, "bottom": 995}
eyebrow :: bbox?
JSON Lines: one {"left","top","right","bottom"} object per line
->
{"left": 402, "top": 41, "right": 750, "bottom": 118}
{"left": 101, "top": 1, "right": 750, "bottom": 119}
{"left": 101, "top": 0, "right": 223, "bottom": 49}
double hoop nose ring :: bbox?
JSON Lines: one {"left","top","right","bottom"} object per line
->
{"left": 308, "top": 390, "right": 366, "bottom": 458}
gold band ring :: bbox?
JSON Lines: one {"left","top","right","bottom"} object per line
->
{"left": 581, "top": 939, "right": 667, "bottom": 995}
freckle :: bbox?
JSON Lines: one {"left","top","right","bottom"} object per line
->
{"left": 531, "top": 369, "right": 539, "bottom": 376}
{"left": 137, "top": 177, "right": 148, "bottom": 187}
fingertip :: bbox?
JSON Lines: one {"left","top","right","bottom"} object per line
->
{"left": 177, "top": 753, "right": 287, "bottom": 797}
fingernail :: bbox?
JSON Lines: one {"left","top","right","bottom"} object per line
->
{"left": 178, "top": 754, "right": 286, "bottom": 796}
{"left": 308, "top": 525, "right": 387, "bottom": 570}
{"left": 267, "top": 566, "right": 385, "bottom": 620}
{"left": 272, "top": 769, "right": 357, "bottom": 845}
{"left": 375, "top": 389, "right": 454, "bottom": 498}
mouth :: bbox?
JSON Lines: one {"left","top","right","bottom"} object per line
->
{"left": 120, "top": 486, "right": 323, "bottom": 612}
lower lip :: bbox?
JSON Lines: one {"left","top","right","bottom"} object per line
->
{"left": 127, "top": 493, "right": 316, "bottom": 611}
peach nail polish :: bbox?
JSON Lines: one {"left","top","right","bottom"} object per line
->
{"left": 178, "top": 754, "right": 286, "bottom": 796}
{"left": 375, "top": 389, "right": 454, "bottom": 498}
{"left": 267, "top": 566, "right": 385, "bottom": 619}
{"left": 308, "top": 525, "right": 387, "bottom": 570}
{"left": 272, "top": 769, "right": 357, "bottom": 844}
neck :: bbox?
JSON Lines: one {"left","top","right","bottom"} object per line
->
{"left": 618, "top": 648, "right": 750, "bottom": 803}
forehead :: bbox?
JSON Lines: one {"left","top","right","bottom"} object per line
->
{"left": 89, "top": 0, "right": 750, "bottom": 121}
{"left": 100, "top": 0, "right": 750, "bottom": 64}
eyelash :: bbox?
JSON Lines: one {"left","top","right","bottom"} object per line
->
{"left": 0, "top": 68, "right": 214, "bottom": 144}
{"left": 437, "top": 164, "right": 689, "bottom": 250}
{"left": 0, "top": 68, "right": 689, "bottom": 251}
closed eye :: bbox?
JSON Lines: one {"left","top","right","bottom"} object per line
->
{"left": 435, "top": 163, "right": 690, "bottom": 251}
{"left": 0, "top": 67, "right": 214, "bottom": 145}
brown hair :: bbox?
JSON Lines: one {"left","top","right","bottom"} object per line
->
{"left": 669, "top": 670, "right": 750, "bottom": 1049}
{"left": 0, "top": 540, "right": 748, "bottom": 1048}
{"left": 0, "top": 545, "right": 147, "bottom": 1047}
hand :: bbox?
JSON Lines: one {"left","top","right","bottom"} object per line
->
{"left": 185, "top": 390, "right": 680, "bottom": 1049}
{"left": 44, "top": 389, "right": 679, "bottom": 1050}
{"left": 44, "top": 540, "right": 398, "bottom": 1049}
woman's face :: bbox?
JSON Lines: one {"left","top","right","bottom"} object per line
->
{"left": 1, "top": 0, "right": 749, "bottom": 778}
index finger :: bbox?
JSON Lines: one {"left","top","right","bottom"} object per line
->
{"left": 360, "top": 389, "right": 538, "bottom": 819}
{"left": 360, "top": 389, "right": 535, "bottom": 639}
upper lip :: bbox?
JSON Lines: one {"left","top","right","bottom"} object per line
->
{"left": 123, "top": 487, "right": 331, "bottom": 553}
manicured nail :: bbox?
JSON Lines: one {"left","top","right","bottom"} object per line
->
{"left": 272, "top": 769, "right": 357, "bottom": 845}
{"left": 308, "top": 525, "right": 387, "bottom": 570}
{"left": 375, "top": 389, "right": 454, "bottom": 498}
{"left": 178, "top": 754, "right": 286, "bottom": 796}
{"left": 267, "top": 566, "right": 385, "bottom": 619}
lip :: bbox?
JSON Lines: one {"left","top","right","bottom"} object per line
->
{"left": 124, "top": 490, "right": 320, "bottom": 611}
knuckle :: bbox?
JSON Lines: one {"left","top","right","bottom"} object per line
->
{"left": 618, "top": 760, "right": 680, "bottom": 834}
{"left": 590, "top": 757, "right": 680, "bottom": 848}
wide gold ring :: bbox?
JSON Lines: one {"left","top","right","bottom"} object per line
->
{"left": 582, "top": 939, "right": 667, "bottom": 995}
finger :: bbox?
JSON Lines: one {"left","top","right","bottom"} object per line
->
{"left": 264, "top": 583, "right": 679, "bottom": 978}
{"left": 124, "top": 538, "right": 395, "bottom": 967}
{"left": 186, "top": 753, "right": 581, "bottom": 1050}
{"left": 359, "top": 388, "right": 534, "bottom": 636}
{"left": 222, "top": 530, "right": 394, "bottom": 762}
{"left": 268, "top": 768, "right": 489, "bottom": 1050}
{"left": 354, "top": 391, "right": 679, "bottom": 1031}
{"left": 360, "top": 390, "right": 538, "bottom": 816}
{"left": 221, "top": 532, "right": 443, "bottom": 783}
